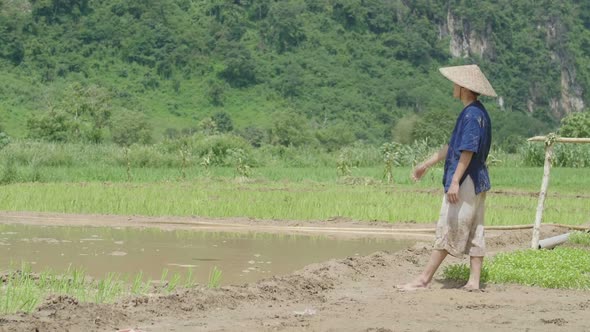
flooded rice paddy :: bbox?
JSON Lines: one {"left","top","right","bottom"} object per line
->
{"left": 0, "top": 224, "right": 413, "bottom": 284}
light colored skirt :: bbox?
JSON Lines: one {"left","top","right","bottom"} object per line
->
{"left": 434, "top": 176, "right": 486, "bottom": 258}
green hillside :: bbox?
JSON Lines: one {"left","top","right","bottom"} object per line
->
{"left": 0, "top": 0, "right": 589, "bottom": 148}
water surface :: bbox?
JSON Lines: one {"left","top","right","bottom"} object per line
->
{"left": 0, "top": 224, "right": 413, "bottom": 284}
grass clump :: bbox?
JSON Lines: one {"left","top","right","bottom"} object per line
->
{"left": 0, "top": 264, "right": 198, "bottom": 315}
{"left": 208, "top": 266, "right": 222, "bottom": 289}
{"left": 569, "top": 231, "right": 590, "bottom": 246}
{"left": 443, "top": 248, "right": 590, "bottom": 289}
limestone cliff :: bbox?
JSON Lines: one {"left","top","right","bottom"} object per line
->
{"left": 440, "top": 9, "right": 585, "bottom": 117}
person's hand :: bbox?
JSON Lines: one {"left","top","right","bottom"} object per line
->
{"left": 447, "top": 181, "right": 460, "bottom": 204}
{"left": 411, "top": 163, "right": 428, "bottom": 182}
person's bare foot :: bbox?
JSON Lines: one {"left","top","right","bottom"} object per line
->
{"left": 395, "top": 280, "right": 429, "bottom": 291}
{"left": 461, "top": 283, "right": 483, "bottom": 292}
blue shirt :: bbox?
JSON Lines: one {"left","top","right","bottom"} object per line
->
{"left": 443, "top": 100, "right": 492, "bottom": 195}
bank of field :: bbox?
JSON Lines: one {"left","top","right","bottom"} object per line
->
{"left": 0, "top": 166, "right": 587, "bottom": 226}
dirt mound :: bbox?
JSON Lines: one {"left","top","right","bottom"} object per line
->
{"left": 0, "top": 249, "right": 419, "bottom": 332}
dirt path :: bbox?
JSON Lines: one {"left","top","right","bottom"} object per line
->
{"left": 0, "top": 212, "right": 588, "bottom": 332}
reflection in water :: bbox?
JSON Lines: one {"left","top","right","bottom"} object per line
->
{"left": 0, "top": 224, "right": 413, "bottom": 284}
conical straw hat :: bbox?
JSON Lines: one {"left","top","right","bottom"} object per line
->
{"left": 439, "top": 64, "right": 497, "bottom": 97}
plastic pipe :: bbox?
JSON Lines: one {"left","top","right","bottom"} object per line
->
{"left": 538, "top": 233, "right": 570, "bottom": 249}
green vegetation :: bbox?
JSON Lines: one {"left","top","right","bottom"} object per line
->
{"left": 0, "top": 263, "right": 195, "bottom": 315}
{"left": 569, "top": 231, "right": 590, "bottom": 246}
{"left": 208, "top": 266, "right": 223, "bottom": 289}
{"left": 0, "top": 135, "right": 588, "bottom": 185}
{"left": 1, "top": 0, "right": 589, "bottom": 149}
{"left": 0, "top": 136, "right": 586, "bottom": 227}
{"left": 0, "top": 166, "right": 587, "bottom": 226}
{"left": 558, "top": 112, "right": 590, "bottom": 138}
{"left": 443, "top": 247, "right": 590, "bottom": 289}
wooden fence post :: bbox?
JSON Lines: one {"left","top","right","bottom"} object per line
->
{"left": 531, "top": 142, "right": 554, "bottom": 249}
{"left": 528, "top": 135, "right": 590, "bottom": 249}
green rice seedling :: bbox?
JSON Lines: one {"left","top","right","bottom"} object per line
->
{"left": 66, "top": 266, "right": 88, "bottom": 300}
{"left": 166, "top": 273, "right": 181, "bottom": 292}
{"left": 185, "top": 267, "right": 195, "bottom": 288}
{"left": 131, "top": 271, "right": 145, "bottom": 294}
{"left": 0, "top": 267, "right": 39, "bottom": 314}
{"left": 0, "top": 177, "right": 587, "bottom": 225}
{"left": 13, "top": 277, "right": 38, "bottom": 313}
{"left": 95, "top": 272, "right": 123, "bottom": 303}
{"left": 208, "top": 266, "right": 222, "bottom": 289}
{"left": 68, "top": 265, "right": 87, "bottom": 288}
{"left": 443, "top": 248, "right": 590, "bottom": 289}
{"left": 0, "top": 165, "right": 588, "bottom": 225}
{"left": 0, "top": 263, "right": 198, "bottom": 315}
{"left": 160, "top": 268, "right": 169, "bottom": 285}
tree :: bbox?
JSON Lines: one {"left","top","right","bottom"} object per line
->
{"left": 62, "top": 83, "right": 112, "bottom": 143}
{"left": 239, "top": 125, "right": 266, "bottom": 147}
{"left": 558, "top": 111, "right": 590, "bottom": 138}
{"left": 490, "top": 110, "right": 550, "bottom": 151}
{"left": 212, "top": 111, "right": 234, "bottom": 133}
{"left": 275, "top": 61, "right": 304, "bottom": 98}
{"left": 392, "top": 114, "right": 419, "bottom": 144}
{"left": 265, "top": 0, "right": 306, "bottom": 52}
{"left": 31, "top": 0, "right": 91, "bottom": 24}
{"left": 0, "top": 14, "right": 25, "bottom": 65}
{"left": 199, "top": 117, "right": 218, "bottom": 136}
{"left": 207, "top": 79, "right": 226, "bottom": 106}
{"left": 219, "top": 44, "right": 257, "bottom": 87}
{"left": 411, "top": 109, "right": 458, "bottom": 146}
{"left": 26, "top": 110, "right": 71, "bottom": 142}
{"left": 110, "top": 110, "right": 153, "bottom": 146}
{"left": 315, "top": 122, "right": 355, "bottom": 152}
{"left": 269, "top": 111, "right": 314, "bottom": 147}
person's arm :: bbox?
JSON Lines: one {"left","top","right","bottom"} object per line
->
{"left": 446, "top": 150, "right": 474, "bottom": 204}
{"left": 412, "top": 145, "right": 448, "bottom": 181}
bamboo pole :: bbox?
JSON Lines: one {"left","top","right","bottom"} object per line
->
{"left": 528, "top": 134, "right": 590, "bottom": 249}
{"left": 528, "top": 136, "right": 590, "bottom": 144}
{"left": 531, "top": 142, "right": 554, "bottom": 249}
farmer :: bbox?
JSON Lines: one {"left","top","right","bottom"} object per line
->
{"left": 397, "top": 64, "right": 496, "bottom": 291}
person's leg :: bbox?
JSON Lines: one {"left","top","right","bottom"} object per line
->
{"left": 397, "top": 193, "right": 454, "bottom": 291}
{"left": 464, "top": 192, "right": 486, "bottom": 290}
{"left": 396, "top": 249, "right": 448, "bottom": 290}
{"left": 464, "top": 255, "right": 483, "bottom": 290}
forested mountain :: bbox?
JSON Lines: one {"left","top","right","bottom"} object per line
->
{"left": 0, "top": 0, "right": 589, "bottom": 149}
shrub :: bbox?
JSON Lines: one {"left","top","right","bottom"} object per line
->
{"left": 558, "top": 112, "right": 590, "bottom": 138}
{"left": 110, "top": 110, "right": 153, "bottom": 146}
{"left": 192, "top": 134, "right": 252, "bottom": 166}
{"left": 269, "top": 111, "right": 315, "bottom": 147}
{"left": 211, "top": 111, "right": 234, "bottom": 133}
{"left": 520, "top": 142, "right": 590, "bottom": 167}
{"left": 0, "top": 156, "right": 18, "bottom": 184}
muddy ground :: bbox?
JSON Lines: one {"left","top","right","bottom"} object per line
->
{"left": 0, "top": 212, "right": 589, "bottom": 332}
